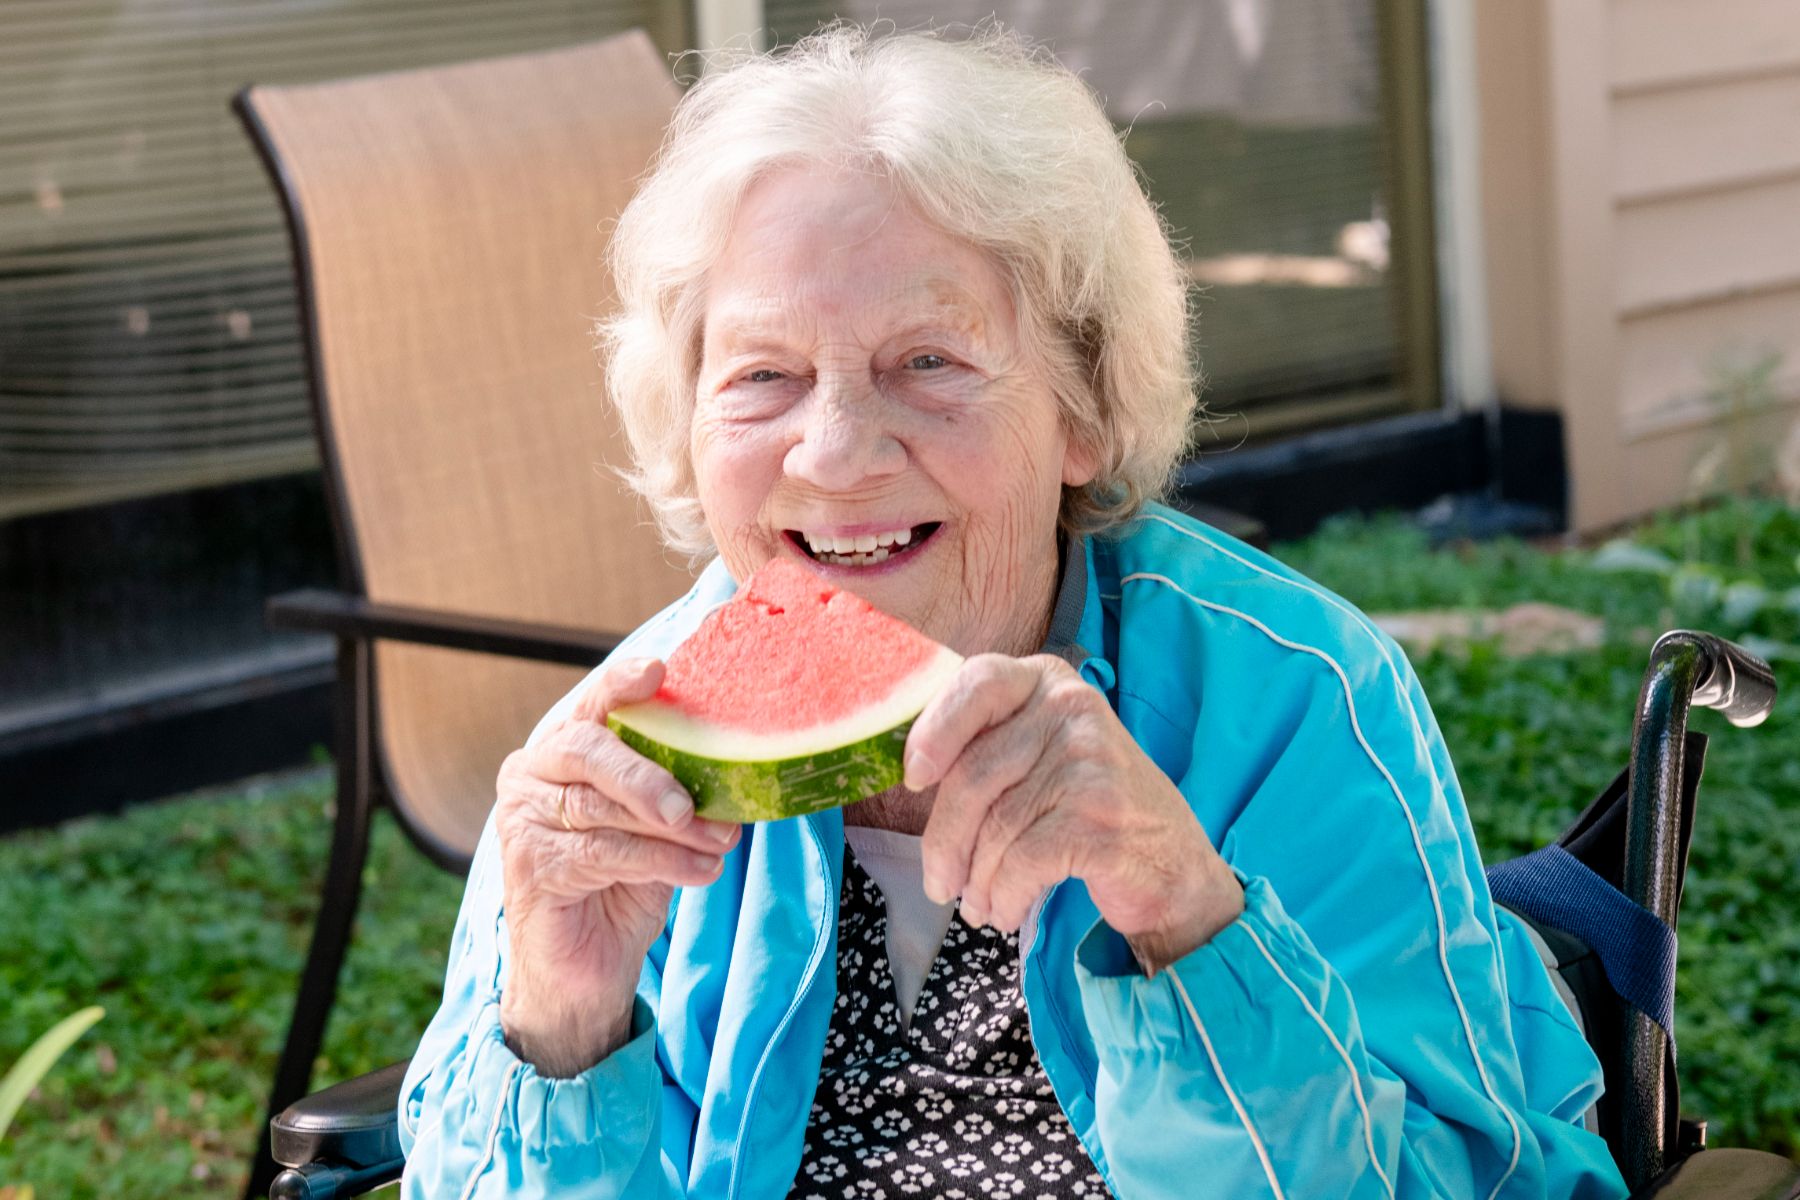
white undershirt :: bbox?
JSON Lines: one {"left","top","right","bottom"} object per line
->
{"left": 843, "top": 825, "right": 956, "bottom": 1028}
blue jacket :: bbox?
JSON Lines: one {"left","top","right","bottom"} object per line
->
{"left": 399, "top": 504, "right": 1629, "bottom": 1198}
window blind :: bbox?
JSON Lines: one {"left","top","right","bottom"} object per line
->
{"left": 763, "top": 0, "right": 1433, "bottom": 442}
{"left": 0, "top": 0, "right": 684, "bottom": 521}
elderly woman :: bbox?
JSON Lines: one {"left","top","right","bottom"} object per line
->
{"left": 399, "top": 26, "right": 1626, "bottom": 1200}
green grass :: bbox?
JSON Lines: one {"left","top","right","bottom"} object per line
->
{"left": 0, "top": 773, "right": 464, "bottom": 1197}
{"left": 1280, "top": 499, "right": 1800, "bottom": 1156}
{"left": 3, "top": 498, "right": 1797, "bottom": 1196}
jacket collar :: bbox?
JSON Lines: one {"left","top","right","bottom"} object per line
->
{"left": 1042, "top": 531, "right": 1089, "bottom": 659}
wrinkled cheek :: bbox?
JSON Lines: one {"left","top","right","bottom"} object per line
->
{"left": 692, "top": 421, "right": 784, "bottom": 566}
{"left": 960, "top": 488, "right": 1029, "bottom": 586}
{"left": 952, "top": 460, "right": 1060, "bottom": 648}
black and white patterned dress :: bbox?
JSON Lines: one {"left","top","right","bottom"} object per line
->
{"left": 786, "top": 846, "right": 1114, "bottom": 1199}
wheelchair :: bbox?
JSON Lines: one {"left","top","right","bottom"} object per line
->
{"left": 264, "top": 630, "right": 1799, "bottom": 1199}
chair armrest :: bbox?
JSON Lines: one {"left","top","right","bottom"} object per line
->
{"left": 268, "top": 1060, "right": 408, "bottom": 1198}
{"left": 267, "top": 588, "right": 621, "bottom": 666}
{"left": 1631, "top": 1147, "right": 1800, "bottom": 1199}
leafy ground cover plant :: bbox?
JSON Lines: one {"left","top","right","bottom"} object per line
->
{"left": 1, "top": 1005, "right": 104, "bottom": 1200}
{"left": 1282, "top": 496, "right": 1800, "bottom": 1157}
{"left": 0, "top": 773, "right": 463, "bottom": 1196}
{"left": 0, "top": 497, "right": 1795, "bottom": 1196}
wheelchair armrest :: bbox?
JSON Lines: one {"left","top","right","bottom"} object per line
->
{"left": 269, "top": 1059, "right": 408, "bottom": 1195}
{"left": 1630, "top": 1147, "right": 1800, "bottom": 1199}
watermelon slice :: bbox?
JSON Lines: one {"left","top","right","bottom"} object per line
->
{"left": 607, "top": 560, "right": 964, "bottom": 823}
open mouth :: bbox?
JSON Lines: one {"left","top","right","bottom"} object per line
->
{"left": 788, "top": 522, "right": 941, "bottom": 568}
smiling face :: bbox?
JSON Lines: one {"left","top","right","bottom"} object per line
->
{"left": 692, "top": 166, "right": 1095, "bottom": 658}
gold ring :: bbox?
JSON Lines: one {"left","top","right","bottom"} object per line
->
{"left": 557, "top": 783, "right": 575, "bottom": 832}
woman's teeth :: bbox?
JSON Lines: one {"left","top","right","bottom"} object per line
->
{"left": 820, "top": 547, "right": 889, "bottom": 566}
{"left": 801, "top": 526, "right": 917, "bottom": 567}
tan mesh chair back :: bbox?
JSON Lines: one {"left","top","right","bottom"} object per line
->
{"left": 242, "top": 33, "right": 691, "bottom": 863}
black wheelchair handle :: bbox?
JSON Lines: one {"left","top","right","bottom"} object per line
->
{"left": 270, "top": 1161, "right": 393, "bottom": 1200}
{"left": 1678, "top": 631, "right": 1779, "bottom": 729}
{"left": 1618, "top": 629, "right": 1778, "bottom": 1191}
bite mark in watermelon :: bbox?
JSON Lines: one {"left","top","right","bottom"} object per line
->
{"left": 607, "top": 560, "right": 963, "bottom": 823}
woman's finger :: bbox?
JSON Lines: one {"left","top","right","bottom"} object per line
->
{"left": 904, "top": 654, "right": 1043, "bottom": 792}
{"left": 533, "top": 718, "right": 699, "bottom": 831}
{"left": 920, "top": 710, "right": 1050, "bottom": 904}
{"left": 528, "top": 826, "right": 724, "bottom": 899}
{"left": 984, "top": 849, "right": 1060, "bottom": 933}
{"left": 956, "top": 750, "right": 1065, "bottom": 921}
{"left": 958, "top": 806, "right": 1067, "bottom": 933}
{"left": 536, "top": 777, "right": 739, "bottom": 854}
{"left": 567, "top": 826, "right": 723, "bottom": 888}
{"left": 569, "top": 656, "right": 665, "bottom": 723}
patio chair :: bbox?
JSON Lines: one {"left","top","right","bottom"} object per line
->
{"left": 255, "top": 628, "right": 1798, "bottom": 1199}
{"left": 231, "top": 32, "right": 690, "bottom": 1200}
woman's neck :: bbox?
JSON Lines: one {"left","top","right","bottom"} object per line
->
{"left": 845, "top": 536, "right": 1067, "bottom": 838}
{"left": 844, "top": 784, "right": 935, "bottom": 836}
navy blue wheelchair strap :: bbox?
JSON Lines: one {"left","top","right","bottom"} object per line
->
{"left": 1485, "top": 844, "right": 1677, "bottom": 1040}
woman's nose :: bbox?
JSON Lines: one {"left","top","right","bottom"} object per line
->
{"left": 782, "top": 377, "right": 905, "bottom": 491}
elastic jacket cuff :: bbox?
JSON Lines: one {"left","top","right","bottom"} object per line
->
{"left": 1073, "top": 874, "right": 1332, "bottom": 1059}
{"left": 450, "top": 996, "right": 662, "bottom": 1160}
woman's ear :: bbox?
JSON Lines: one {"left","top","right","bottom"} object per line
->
{"left": 1061, "top": 434, "right": 1101, "bottom": 488}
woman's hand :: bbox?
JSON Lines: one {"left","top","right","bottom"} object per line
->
{"left": 493, "top": 657, "right": 741, "bottom": 1076}
{"left": 905, "top": 654, "right": 1243, "bottom": 973}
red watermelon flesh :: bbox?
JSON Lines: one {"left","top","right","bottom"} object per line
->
{"left": 606, "top": 560, "right": 964, "bottom": 821}
{"left": 656, "top": 560, "right": 941, "bottom": 734}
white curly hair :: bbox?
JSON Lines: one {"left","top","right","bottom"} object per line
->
{"left": 598, "top": 23, "right": 1198, "bottom": 559}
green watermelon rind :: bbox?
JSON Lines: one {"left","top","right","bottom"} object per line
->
{"left": 608, "top": 716, "right": 914, "bottom": 824}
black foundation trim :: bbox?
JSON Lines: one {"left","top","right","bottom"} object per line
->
{"left": 0, "top": 650, "right": 332, "bottom": 835}
{"left": 1174, "top": 406, "right": 1566, "bottom": 542}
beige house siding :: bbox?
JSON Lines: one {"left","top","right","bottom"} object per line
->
{"left": 1476, "top": 0, "right": 1800, "bottom": 530}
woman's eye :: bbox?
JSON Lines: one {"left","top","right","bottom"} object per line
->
{"left": 744, "top": 368, "right": 785, "bottom": 384}
{"left": 906, "top": 353, "right": 949, "bottom": 371}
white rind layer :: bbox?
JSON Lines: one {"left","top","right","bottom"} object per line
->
{"left": 609, "top": 644, "right": 964, "bottom": 760}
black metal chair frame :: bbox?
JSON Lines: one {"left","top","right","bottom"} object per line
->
{"left": 247, "top": 592, "right": 620, "bottom": 1199}
{"left": 258, "top": 629, "right": 1795, "bottom": 1200}
{"left": 234, "top": 84, "right": 630, "bottom": 1198}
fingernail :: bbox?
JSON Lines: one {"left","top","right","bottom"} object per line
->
{"left": 704, "top": 821, "right": 737, "bottom": 846}
{"left": 903, "top": 750, "right": 933, "bottom": 792}
{"left": 960, "top": 897, "right": 986, "bottom": 927}
{"left": 658, "top": 790, "right": 693, "bottom": 826}
{"left": 923, "top": 872, "right": 947, "bottom": 905}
